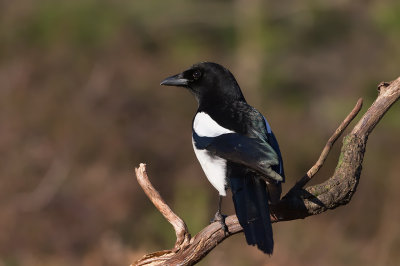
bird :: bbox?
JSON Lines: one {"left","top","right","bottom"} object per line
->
{"left": 160, "top": 62, "right": 284, "bottom": 255}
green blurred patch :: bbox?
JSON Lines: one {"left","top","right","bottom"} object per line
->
{"left": 145, "top": 208, "right": 177, "bottom": 248}
{"left": 382, "top": 105, "right": 400, "bottom": 129}
{"left": 1, "top": 257, "right": 18, "bottom": 266}
{"left": 373, "top": 2, "right": 400, "bottom": 37}
{"left": 260, "top": 71, "right": 310, "bottom": 112}
{"left": 173, "top": 179, "right": 211, "bottom": 234}
{"left": 17, "top": 0, "right": 124, "bottom": 49}
{"left": 166, "top": 24, "right": 236, "bottom": 62}
{"left": 297, "top": 6, "right": 352, "bottom": 49}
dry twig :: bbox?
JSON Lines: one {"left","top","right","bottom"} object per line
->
{"left": 292, "top": 98, "right": 363, "bottom": 189}
{"left": 132, "top": 77, "right": 400, "bottom": 266}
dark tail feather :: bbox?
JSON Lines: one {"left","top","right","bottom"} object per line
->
{"left": 230, "top": 175, "right": 273, "bottom": 254}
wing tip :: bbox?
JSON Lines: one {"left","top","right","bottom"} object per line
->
{"left": 245, "top": 237, "right": 274, "bottom": 255}
{"left": 242, "top": 225, "right": 274, "bottom": 255}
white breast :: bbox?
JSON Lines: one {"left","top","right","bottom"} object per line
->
{"left": 192, "top": 138, "right": 228, "bottom": 196}
{"left": 193, "top": 112, "right": 234, "bottom": 137}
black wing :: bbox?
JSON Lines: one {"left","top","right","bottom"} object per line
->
{"left": 193, "top": 131, "right": 283, "bottom": 182}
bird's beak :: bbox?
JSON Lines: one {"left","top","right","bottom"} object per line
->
{"left": 160, "top": 73, "right": 189, "bottom": 87}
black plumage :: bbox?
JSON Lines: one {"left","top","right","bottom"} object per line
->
{"left": 161, "top": 62, "right": 284, "bottom": 255}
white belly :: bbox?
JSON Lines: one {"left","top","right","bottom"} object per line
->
{"left": 192, "top": 111, "right": 233, "bottom": 196}
{"left": 192, "top": 140, "right": 227, "bottom": 196}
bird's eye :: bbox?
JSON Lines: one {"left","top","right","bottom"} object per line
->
{"left": 192, "top": 70, "right": 201, "bottom": 80}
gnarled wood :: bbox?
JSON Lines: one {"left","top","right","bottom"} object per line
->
{"left": 132, "top": 77, "right": 400, "bottom": 266}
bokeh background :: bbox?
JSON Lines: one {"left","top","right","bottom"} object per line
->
{"left": 1, "top": 0, "right": 400, "bottom": 265}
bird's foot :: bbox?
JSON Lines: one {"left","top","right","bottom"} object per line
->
{"left": 210, "top": 211, "right": 229, "bottom": 235}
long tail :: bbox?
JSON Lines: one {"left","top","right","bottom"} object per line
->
{"left": 230, "top": 173, "right": 273, "bottom": 254}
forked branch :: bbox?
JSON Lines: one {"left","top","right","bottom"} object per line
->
{"left": 132, "top": 77, "right": 400, "bottom": 265}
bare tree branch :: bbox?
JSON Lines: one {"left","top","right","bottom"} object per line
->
{"left": 135, "top": 165, "right": 190, "bottom": 252}
{"left": 132, "top": 77, "right": 400, "bottom": 266}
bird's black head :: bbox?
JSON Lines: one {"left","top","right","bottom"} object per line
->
{"left": 160, "top": 62, "right": 245, "bottom": 106}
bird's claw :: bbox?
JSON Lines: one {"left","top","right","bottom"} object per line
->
{"left": 210, "top": 211, "right": 229, "bottom": 235}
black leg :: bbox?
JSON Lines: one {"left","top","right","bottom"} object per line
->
{"left": 211, "top": 195, "right": 228, "bottom": 235}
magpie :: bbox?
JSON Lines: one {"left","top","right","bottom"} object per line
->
{"left": 160, "top": 62, "right": 284, "bottom": 255}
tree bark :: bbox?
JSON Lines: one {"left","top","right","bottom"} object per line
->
{"left": 132, "top": 77, "right": 400, "bottom": 266}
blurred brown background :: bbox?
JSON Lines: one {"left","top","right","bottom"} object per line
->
{"left": 1, "top": 0, "right": 400, "bottom": 265}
